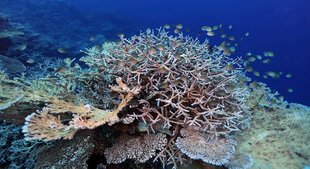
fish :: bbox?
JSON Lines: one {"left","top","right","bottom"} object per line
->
{"left": 224, "top": 64, "right": 234, "bottom": 71}
{"left": 221, "top": 34, "right": 227, "bottom": 38}
{"left": 146, "top": 28, "right": 152, "bottom": 34}
{"left": 228, "top": 25, "right": 233, "bottom": 29}
{"left": 55, "top": 66, "right": 68, "bottom": 73}
{"left": 156, "top": 45, "right": 164, "bottom": 51}
{"left": 228, "top": 36, "right": 235, "bottom": 41}
{"left": 148, "top": 47, "right": 156, "bottom": 55}
{"left": 287, "top": 88, "right": 293, "bottom": 93}
{"left": 138, "top": 122, "right": 148, "bottom": 132}
{"left": 247, "top": 56, "right": 256, "bottom": 62}
{"left": 263, "top": 51, "right": 275, "bottom": 57}
{"left": 175, "top": 24, "right": 183, "bottom": 29}
{"left": 266, "top": 71, "right": 280, "bottom": 78}
{"left": 174, "top": 29, "right": 180, "bottom": 34}
{"left": 285, "top": 73, "right": 293, "bottom": 78}
{"left": 206, "top": 31, "right": 215, "bottom": 37}
{"left": 263, "top": 74, "right": 268, "bottom": 79}
{"left": 212, "top": 25, "right": 219, "bottom": 30}
{"left": 201, "top": 26, "right": 212, "bottom": 32}
{"left": 256, "top": 55, "right": 263, "bottom": 60}
{"left": 17, "top": 43, "right": 27, "bottom": 51}
{"left": 262, "top": 59, "right": 272, "bottom": 64}
{"left": 26, "top": 58, "right": 36, "bottom": 64}
{"left": 117, "top": 33, "right": 125, "bottom": 38}
{"left": 185, "top": 28, "right": 190, "bottom": 33}
{"left": 89, "top": 36, "right": 96, "bottom": 41}
{"left": 245, "top": 66, "right": 253, "bottom": 72}
{"left": 253, "top": 71, "right": 260, "bottom": 77}
{"left": 245, "top": 32, "right": 250, "bottom": 37}
{"left": 57, "top": 48, "right": 67, "bottom": 54}
{"left": 163, "top": 24, "right": 170, "bottom": 29}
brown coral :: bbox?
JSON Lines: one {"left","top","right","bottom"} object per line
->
{"left": 104, "top": 133, "right": 167, "bottom": 164}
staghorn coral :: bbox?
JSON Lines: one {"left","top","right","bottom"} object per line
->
{"left": 175, "top": 127, "right": 236, "bottom": 166}
{"left": 22, "top": 77, "right": 141, "bottom": 141}
{"left": 104, "top": 133, "right": 167, "bottom": 164}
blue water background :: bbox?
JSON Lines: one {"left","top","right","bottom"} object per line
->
{"left": 67, "top": 0, "right": 310, "bottom": 105}
{"left": 2, "top": 0, "right": 310, "bottom": 105}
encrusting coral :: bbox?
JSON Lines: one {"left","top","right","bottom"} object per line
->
{"left": 104, "top": 133, "right": 167, "bottom": 164}
{"left": 21, "top": 28, "right": 252, "bottom": 168}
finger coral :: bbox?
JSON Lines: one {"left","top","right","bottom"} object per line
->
{"left": 104, "top": 133, "right": 167, "bottom": 164}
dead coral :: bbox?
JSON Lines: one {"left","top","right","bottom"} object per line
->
{"left": 104, "top": 133, "right": 167, "bottom": 164}
{"left": 175, "top": 127, "right": 236, "bottom": 166}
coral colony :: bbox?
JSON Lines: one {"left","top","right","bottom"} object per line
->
{"left": 21, "top": 29, "right": 252, "bottom": 168}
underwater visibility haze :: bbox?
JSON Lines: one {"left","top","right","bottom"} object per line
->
{"left": 0, "top": 0, "right": 309, "bottom": 169}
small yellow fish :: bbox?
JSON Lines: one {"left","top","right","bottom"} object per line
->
{"left": 117, "top": 33, "right": 125, "bottom": 38}
{"left": 262, "top": 59, "right": 271, "bottom": 64}
{"left": 89, "top": 36, "right": 96, "bottom": 41}
{"left": 263, "top": 51, "right": 275, "bottom": 57}
{"left": 201, "top": 26, "right": 212, "bottom": 32}
{"left": 228, "top": 36, "right": 235, "bottom": 41}
{"left": 174, "top": 29, "right": 180, "bottom": 34}
{"left": 253, "top": 71, "right": 260, "bottom": 77}
{"left": 287, "top": 88, "right": 293, "bottom": 93}
{"left": 256, "top": 55, "right": 262, "bottom": 60}
{"left": 224, "top": 64, "right": 234, "bottom": 71}
{"left": 175, "top": 24, "right": 183, "bottom": 29}
{"left": 285, "top": 73, "right": 293, "bottom": 78}
{"left": 57, "top": 48, "right": 67, "bottom": 54}
{"left": 212, "top": 25, "right": 219, "bottom": 30}
{"left": 26, "top": 58, "right": 36, "bottom": 64}
{"left": 266, "top": 71, "right": 279, "bottom": 78}
{"left": 55, "top": 66, "right": 68, "bottom": 73}
{"left": 263, "top": 74, "right": 268, "bottom": 79}
{"left": 247, "top": 56, "right": 256, "bottom": 62}
{"left": 245, "top": 66, "right": 253, "bottom": 72}
{"left": 229, "top": 46, "right": 236, "bottom": 52}
{"left": 163, "top": 24, "right": 170, "bottom": 29}
{"left": 18, "top": 43, "right": 27, "bottom": 51}
{"left": 148, "top": 47, "right": 156, "bottom": 55}
{"left": 207, "top": 31, "right": 215, "bottom": 37}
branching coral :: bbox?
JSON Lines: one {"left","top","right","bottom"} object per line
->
{"left": 22, "top": 29, "right": 251, "bottom": 168}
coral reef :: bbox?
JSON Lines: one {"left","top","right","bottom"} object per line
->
{"left": 235, "top": 83, "right": 310, "bottom": 169}
{"left": 19, "top": 29, "right": 251, "bottom": 168}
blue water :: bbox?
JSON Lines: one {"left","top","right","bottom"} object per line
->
{"left": 69, "top": 0, "right": 310, "bottom": 105}
{"left": 1, "top": 0, "right": 310, "bottom": 105}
